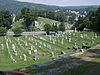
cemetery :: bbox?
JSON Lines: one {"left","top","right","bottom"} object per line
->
{"left": 0, "top": 1, "right": 100, "bottom": 74}
{"left": 0, "top": 31, "right": 100, "bottom": 71}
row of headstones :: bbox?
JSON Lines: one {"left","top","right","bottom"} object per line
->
{"left": 48, "top": 32, "right": 98, "bottom": 45}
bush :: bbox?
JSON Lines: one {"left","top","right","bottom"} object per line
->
{"left": 12, "top": 27, "right": 23, "bottom": 36}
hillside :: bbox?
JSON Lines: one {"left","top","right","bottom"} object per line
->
{"left": 0, "top": 0, "right": 60, "bottom": 13}
{"left": 0, "top": 0, "right": 99, "bottom": 14}
{"left": 11, "top": 17, "right": 60, "bottom": 31}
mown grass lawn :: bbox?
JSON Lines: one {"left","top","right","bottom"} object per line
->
{"left": 0, "top": 31, "right": 100, "bottom": 71}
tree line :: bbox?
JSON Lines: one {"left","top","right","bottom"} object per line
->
{"left": 71, "top": 7, "right": 100, "bottom": 31}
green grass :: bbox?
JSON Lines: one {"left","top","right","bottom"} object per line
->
{"left": 56, "top": 49, "right": 100, "bottom": 75}
{"left": 0, "top": 31, "right": 100, "bottom": 71}
{"left": 28, "top": 49, "right": 100, "bottom": 75}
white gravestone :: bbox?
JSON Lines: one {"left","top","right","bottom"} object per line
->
{"left": 23, "top": 54, "right": 27, "bottom": 61}
{"left": 34, "top": 50, "right": 38, "bottom": 60}
{"left": 1, "top": 44, "right": 4, "bottom": 49}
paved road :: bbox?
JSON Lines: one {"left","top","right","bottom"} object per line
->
{"left": 7, "top": 30, "right": 75, "bottom": 35}
{"left": 7, "top": 31, "right": 46, "bottom": 35}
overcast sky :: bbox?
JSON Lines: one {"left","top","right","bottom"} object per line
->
{"left": 16, "top": 0, "right": 100, "bottom": 6}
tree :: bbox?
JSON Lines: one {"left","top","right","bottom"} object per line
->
{"left": 0, "top": 10, "right": 12, "bottom": 29}
{"left": 51, "top": 23, "right": 58, "bottom": 33}
{"left": 44, "top": 23, "right": 51, "bottom": 35}
{"left": 88, "top": 7, "right": 100, "bottom": 31}
{"left": 0, "top": 27, "right": 7, "bottom": 36}
{"left": 71, "top": 16, "right": 85, "bottom": 31}
{"left": 77, "top": 17, "right": 92, "bottom": 31}
{"left": 12, "top": 19, "right": 23, "bottom": 36}
{"left": 95, "top": 7, "right": 100, "bottom": 31}
{"left": 12, "top": 27, "right": 23, "bottom": 36}
{"left": 59, "top": 22, "right": 65, "bottom": 32}
{"left": 19, "top": 7, "right": 37, "bottom": 31}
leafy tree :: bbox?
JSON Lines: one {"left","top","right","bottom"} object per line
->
{"left": 0, "top": 27, "right": 7, "bottom": 36}
{"left": 44, "top": 23, "right": 51, "bottom": 35}
{"left": 88, "top": 7, "right": 100, "bottom": 31}
{"left": 94, "top": 7, "right": 100, "bottom": 31}
{"left": 0, "top": 10, "right": 12, "bottom": 29}
{"left": 12, "top": 19, "right": 23, "bottom": 36}
{"left": 59, "top": 22, "right": 65, "bottom": 32}
{"left": 77, "top": 17, "right": 92, "bottom": 31}
{"left": 12, "top": 27, "right": 23, "bottom": 36}
{"left": 51, "top": 23, "right": 58, "bottom": 33}
{"left": 71, "top": 16, "right": 85, "bottom": 31}
{"left": 18, "top": 8, "right": 37, "bottom": 31}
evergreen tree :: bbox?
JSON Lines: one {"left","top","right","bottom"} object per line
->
{"left": 59, "top": 22, "right": 65, "bottom": 32}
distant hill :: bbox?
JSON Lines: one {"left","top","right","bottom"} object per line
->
{"left": 0, "top": 0, "right": 99, "bottom": 13}
{"left": 0, "top": 0, "right": 60, "bottom": 13}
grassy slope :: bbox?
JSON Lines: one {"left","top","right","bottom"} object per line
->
{"left": 37, "top": 17, "right": 60, "bottom": 30}
{"left": 0, "top": 31, "right": 100, "bottom": 71}
{"left": 11, "top": 17, "right": 60, "bottom": 31}
{"left": 25, "top": 32, "right": 100, "bottom": 74}
{"left": 56, "top": 49, "right": 100, "bottom": 75}
{"left": 28, "top": 48, "right": 100, "bottom": 75}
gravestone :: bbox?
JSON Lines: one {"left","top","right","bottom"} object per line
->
{"left": 94, "top": 33, "right": 97, "bottom": 38}
{"left": 25, "top": 42, "right": 28, "bottom": 46}
{"left": 34, "top": 49, "right": 38, "bottom": 61}
{"left": 1, "top": 44, "right": 4, "bottom": 49}
{"left": 80, "top": 34, "right": 83, "bottom": 38}
{"left": 51, "top": 52, "right": 55, "bottom": 60}
{"left": 23, "top": 54, "right": 27, "bottom": 61}
{"left": 25, "top": 35, "right": 27, "bottom": 38}
{"left": 44, "top": 43, "right": 46, "bottom": 47}
{"left": 29, "top": 50, "right": 32, "bottom": 55}
{"left": 61, "top": 38, "right": 64, "bottom": 44}
{"left": 69, "top": 38, "right": 71, "bottom": 42}
{"left": 11, "top": 55, "right": 16, "bottom": 62}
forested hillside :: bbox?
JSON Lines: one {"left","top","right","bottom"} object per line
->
{"left": 0, "top": 0, "right": 99, "bottom": 13}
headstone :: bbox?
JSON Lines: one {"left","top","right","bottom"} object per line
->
{"left": 44, "top": 43, "right": 46, "bottom": 47}
{"left": 20, "top": 56, "right": 22, "bottom": 59}
{"left": 23, "top": 54, "right": 27, "bottom": 61}
{"left": 29, "top": 37, "right": 30, "bottom": 40}
{"left": 94, "top": 33, "right": 97, "bottom": 38}
{"left": 25, "top": 42, "right": 28, "bottom": 46}
{"left": 49, "top": 45, "right": 51, "bottom": 50}
{"left": 34, "top": 49, "right": 38, "bottom": 61}
{"left": 61, "top": 38, "right": 64, "bottom": 44}
{"left": 18, "top": 38, "right": 20, "bottom": 41}
{"left": 1, "top": 44, "right": 4, "bottom": 49}
{"left": 40, "top": 42, "right": 42, "bottom": 45}
{"left": 39, "top": 45, "right": 41, "bottom": 48}
{"left": 36, "top": 42, "right": 37, "bottom": 46}
{"left": 11, "top": 55, "right": 16, "bottom": 62}
{"left": 31, "top": 45, "right": 33, "bottom": 50}
{"left": 66, "top": 36, "right": 67, "bottom": 39}
{"left": 29, "top": 50, "right": 32, "bottom": 55}
{"left": 74, "top": 27, "right": 77, "bottom": 32}
{"left": 9, "top": 38, "right": 11, "bottom": 43}
{"left": 69, "top": 38, "right": 71, "bottom": 42}
{"left": 81, "top": 34, "right": 83, "bottom": 38}
{"left": 51, "top": 52, "right": 55, "bottom": 60}
{"left": 25, "top": 35, "right": 27, "bottom": 38}
{"left": 80, "top": 49, "right": 84, "bottom": 53}
{"left": 12, "top": 44, "right": 16, "bottom": 53}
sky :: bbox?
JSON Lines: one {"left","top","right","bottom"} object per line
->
{"left": 17, "top": 0, "right": 100, "bottom": 6}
